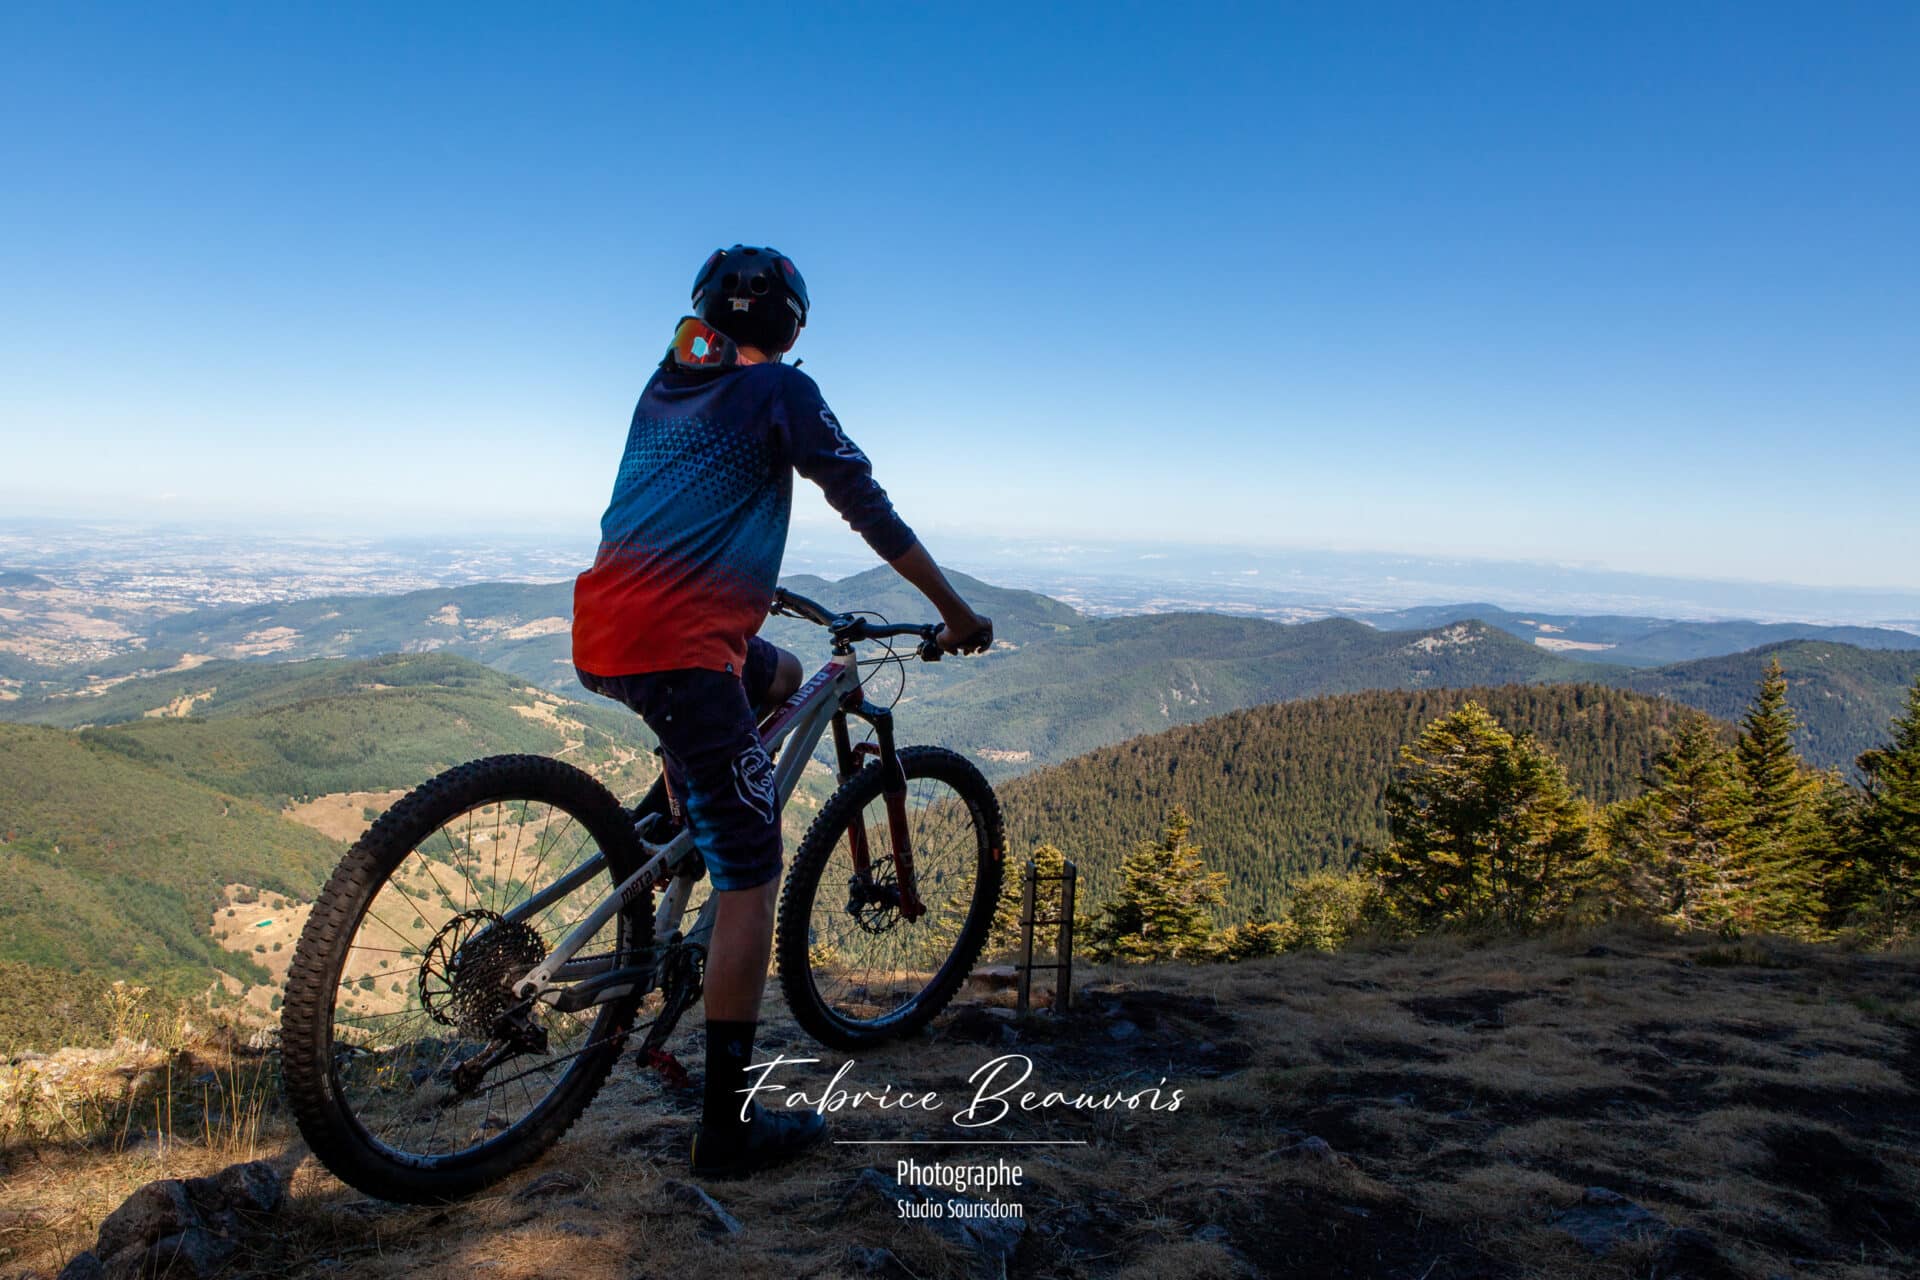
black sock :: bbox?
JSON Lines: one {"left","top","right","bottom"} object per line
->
{"left": 702, "top": 1019, "right": 758, "bottom": 1139}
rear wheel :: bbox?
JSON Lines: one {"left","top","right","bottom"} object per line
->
{"left": 776, "top": 747, "right": 1004, "bottom": 1049}
{"left": 281, "top": 754, "right": 649, "bottom": 1203}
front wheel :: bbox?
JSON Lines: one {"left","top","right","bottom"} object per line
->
{"left": 280, "top": 754, "right": 649, "bottom": 1203}
{"left": 776, "top": 746, "right": 1004, "bottom": 1049}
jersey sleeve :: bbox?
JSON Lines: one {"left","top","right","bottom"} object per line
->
{"left": 773, "top": 369, "right": 918, "bottom": 562}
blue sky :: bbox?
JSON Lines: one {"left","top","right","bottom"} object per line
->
{"left": 3, "top": 3, "right": 1916, "bottom": 588}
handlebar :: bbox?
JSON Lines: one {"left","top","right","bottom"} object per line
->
{"left": 769, "top": 587, "right": 969, "bottom": 662}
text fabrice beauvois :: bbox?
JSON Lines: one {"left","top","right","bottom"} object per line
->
{"left": 739, "top": 1053, "right": 1185, "bottom": 1127}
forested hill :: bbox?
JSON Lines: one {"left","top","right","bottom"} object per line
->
{"left": 1619, "top": 641, "right": 1920, "bottom": 773}
{"left": 0, "top": 722, "right": 342, "bottom": 987}
{"left": 999, "top": 683, "right": 1700, "bottom": 920}
{"left": 903, "top": 615, "right": 1590, "bottom": 773}
{"left": 0, "top": 654, "right": 663, "bottom": 1020}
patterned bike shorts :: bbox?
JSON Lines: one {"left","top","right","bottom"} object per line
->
{"left": 576, "top": 635, "right": 784, "bottom": 892}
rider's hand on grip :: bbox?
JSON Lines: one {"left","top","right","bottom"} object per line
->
{"left": 936, "top": 614, "right": 993, "bottom": 656}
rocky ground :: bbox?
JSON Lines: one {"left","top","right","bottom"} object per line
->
{"left": 4, "top": 926, "right": 1917, "bottom": 1279}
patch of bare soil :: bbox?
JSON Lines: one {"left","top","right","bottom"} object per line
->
{"left": 281, "top": 791, "right": 408, "bottom": 842}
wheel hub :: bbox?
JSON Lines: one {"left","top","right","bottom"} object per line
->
{"left": 844, "top": 866, "right": 905, "bottom": 935}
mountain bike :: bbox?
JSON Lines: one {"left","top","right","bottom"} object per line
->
{"left": 280, "top": 587, "right": 1004, "bottom": 1203}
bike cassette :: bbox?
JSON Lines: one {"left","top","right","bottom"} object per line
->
{"left": 420, "top": 909, "right": 549, "bottom": 1036}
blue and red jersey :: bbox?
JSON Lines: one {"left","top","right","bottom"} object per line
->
{"left": 573, "top": 356, "right": 915, "bottom": 677}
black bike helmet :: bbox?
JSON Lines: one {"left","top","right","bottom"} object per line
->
{"left": 691, "top": 244, "right": 810, "bottom": 356}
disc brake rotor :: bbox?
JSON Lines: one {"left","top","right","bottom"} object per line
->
{"left": 845, "top": 859, "right": 905, "bottom": 935}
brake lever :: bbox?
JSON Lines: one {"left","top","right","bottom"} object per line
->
{"left": 917, "top": 634, "right": 943, "bottom": 663}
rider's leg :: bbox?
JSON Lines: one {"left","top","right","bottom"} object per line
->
{"left": 619, "top": 656, "right": 824, "bottom": 1174}
{"left": 703, "top": 878, "right": 779, "bottom": 1022}
{"left": 743, "top": 636, "right": 802, "bottom": 717}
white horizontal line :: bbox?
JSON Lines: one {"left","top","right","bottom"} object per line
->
{"left": 833, "top": 1139, "right": 1087, "bottom": 1145}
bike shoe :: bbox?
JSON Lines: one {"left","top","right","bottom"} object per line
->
{"left": 690, "top": 1102, "right": 826, "bottom": 1179}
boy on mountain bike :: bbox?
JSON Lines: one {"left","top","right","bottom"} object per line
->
{"left": 572, "top": 245, "right": 992, "bottom": 1178}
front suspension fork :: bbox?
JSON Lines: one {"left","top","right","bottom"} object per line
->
{"left": 832, "top": 704, "right": 925, "bottom": 921}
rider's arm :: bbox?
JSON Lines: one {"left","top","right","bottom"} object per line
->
{"left": 886, "top": 540, "right": 992, "bottom": 653}
{"left": 773, "top": 369, "right": 992, "bottom": 653}
{"left": 776, "top": 369, "right": 917, "bottom": 562}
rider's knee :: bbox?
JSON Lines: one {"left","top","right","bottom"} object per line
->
{"left": 765, "top": 648, "right": 802, "bottom": 708}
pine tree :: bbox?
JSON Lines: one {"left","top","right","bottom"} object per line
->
{"left": 1086, "top": 808, "right": 1227, "bottom": 963}
{"left": 988, "top": 842, "right": 1071, "bottom": 955}
{"left": 1213, "top": 911, "right": 1295, "bottom": 960}
{"left": 1602, "top": 714, "right": 1753, "bottom": 930}
{"left": 1366, "top": 703, "right": 1595, "bottom": 933}
{"left": 1850, "top": 675, "right": 1920, "bottom": 932}
{"left": 1282, "top": 869, "right": 1376, "bottom": 952}
{"left": 1732, "top": 657, "right": 1830, "bottom": 937}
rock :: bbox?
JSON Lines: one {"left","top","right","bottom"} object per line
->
{"left": 941, "top": 1005, "right": 1021, "bottom": 1045}
{"left": 1287, "top": 1136, "right": 1341, "bottom": 1164}
{"left": 1106, "top": 1020, "right": 1141, "bottom": 1042}
{"left": 1193, "top": 1224, "right": 1232, "bottom": 1244}
{"left": 849, "top": 1168, "right": 1025, "bottom": 1273}
{"left": 56, "top": 1253, "right": 105, "bottom": 1280}
{"left": 660, "top": 1180, "right": 742, "bottom": 1235}
{"left": 194, "top": 1161, "right": 285, "bottom": 1217}
{"left": 134, "top": 1228, "right": 231, "bottom": 1279}
{"left": 842, "top": 1245, "right": 916, "bottom": 1277}
{"left": 95, "top": 1182, "right": 195, "bottom": 1262}
{"left": 1651, "top": 1227, "right": 1738, "bottom": 1280}
{"left": 81, "top": 1159, "right": 286, "bottom": 1280}
{"left": 1551, "top": 1186, "right": 1669, "bottom": 1255}
{"left": 514, "top": 1171, "right": 588, "bottom": 1201}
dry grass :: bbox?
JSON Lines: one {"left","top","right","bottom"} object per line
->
{"left": 3, "top": 927, "right": 1917, "bottom": 1278}
{"left": 1, "top": 995, "right": 286, "bottom": 1273}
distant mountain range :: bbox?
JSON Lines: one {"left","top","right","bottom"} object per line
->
{"left": 5, "top": 569, "right": 1918, "bottom": 775}
{"left": 1353, "top": 602, "right": 1920, "bottom": 666}
{"left": 6, "top": 574, "right": 1919, "bottom": 1027}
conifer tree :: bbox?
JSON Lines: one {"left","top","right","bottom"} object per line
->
{"left": 1850, "top": 675, "right": 1920, "bottom": 930}
{"left": 1602, "top": 714, "right": 1752, "bottom": 930}
{"left": 1213, "top": 910, "right": 1295, "bottom": 960}
{"left": 1366, "top": 703, "right": 1594, "bottom": 933}
{"left": 1732, "top": 657, "right": 1830, "bottom": 937}
{"left": 1087, "top": 808, "right": 1227, "bottom": 963}
{"left": 1282, "top": 869, "right": 1376, "bottom": 951}
{"left": 988, "top": 842, "right": 1071, "bottom": 954}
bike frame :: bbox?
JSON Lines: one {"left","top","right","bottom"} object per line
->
{"left": 507, "top": 646, "right": 919, "bottom": 1010}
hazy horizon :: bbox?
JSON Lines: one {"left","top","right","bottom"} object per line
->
{"left": 6, "top": 513, "right": 1918, "bottom": 632}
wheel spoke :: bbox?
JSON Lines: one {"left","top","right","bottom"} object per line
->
{"left": 297, "top": 776, "right": 644, "bottom": 1180}
{"left": 794, "top": 758, "right": 994, "bottom": 1035}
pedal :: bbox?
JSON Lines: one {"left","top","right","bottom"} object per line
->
{"left": 643, "top": 1047, "right": 693, "bottom": 1091}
